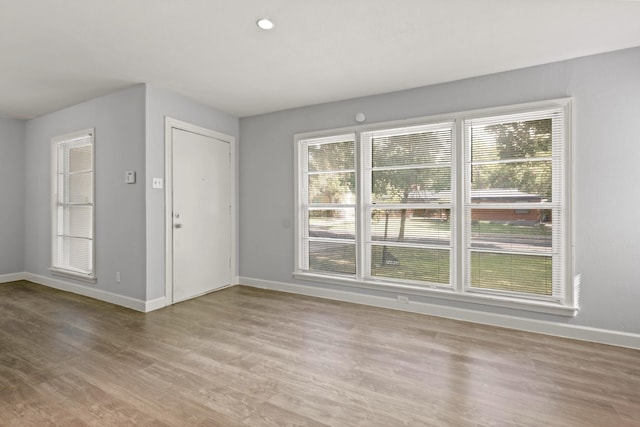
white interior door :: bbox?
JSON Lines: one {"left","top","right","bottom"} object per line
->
{"left": 172, "top": 128, "right": 231, "bottom": 303}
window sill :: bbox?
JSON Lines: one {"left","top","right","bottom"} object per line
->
{"left": 50, "top": 268, "right": 97, "bottom": 284}
{"left": 293, "top": 272, "right": 578, "bottom": 317}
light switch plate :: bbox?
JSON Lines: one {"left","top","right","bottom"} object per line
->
{"left": 152, "top": 178, "right": 163, "bottom": 189}
{"left": 125, "top": 171, "right": 136, "bottom": 184}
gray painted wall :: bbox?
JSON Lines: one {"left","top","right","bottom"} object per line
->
{"left": 145, "top": 85, "right": 239, "bottom": 300}
{"left": 24, "top": 85, "right": 147, "bottom": 299}
{"left": 0, "top": 119, "right": 25, "bottom": 274}
{"left": 239, "top": 47, "right": 640, "bottom": 334}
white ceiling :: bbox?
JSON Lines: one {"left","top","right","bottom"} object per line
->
{"left": 1, "top": 0, "right": 639, "bottom": 120}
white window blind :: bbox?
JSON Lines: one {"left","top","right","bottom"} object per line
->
{"left": 362, "top": 123, "right": 454, "bottom": 286}
{"left": 464, "top": 108, "right": 566, "bottom": 301}
{"left": 52, "top": 129, "right": 95, "bottom": 279}
{"left": 299, "top": 134, "right": 357, "bottom": 276}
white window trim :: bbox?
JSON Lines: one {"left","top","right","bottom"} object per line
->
{"left": 294, "top": 98, "right": 577, "bottom": 317}
{"left": 50, "top": 128, "right": 97, "bottom": 283}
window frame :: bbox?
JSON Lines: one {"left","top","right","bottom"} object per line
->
{"left": 294, "top": 99, "right": 576, "bottom": 316}
{"left": 50, "top": 128, "right": 97, "bottom": 282}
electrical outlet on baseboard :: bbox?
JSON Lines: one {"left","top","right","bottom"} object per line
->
{"left": 397, "top": 295, "right": 409, "bottom": 304}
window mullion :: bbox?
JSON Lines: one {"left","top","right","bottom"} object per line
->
{"left": 454, "top": 117, "right": 464, "bottom": 293}
{"left": 358, "top": 131, "right": 369, "bottom": 281}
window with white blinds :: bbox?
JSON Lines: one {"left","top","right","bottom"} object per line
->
{"left": 299, "top": 134, "right": 357, "bottom": 276}
{"left": 464, "top": 108, "right": 566, "bottom": 302}
{"left": 362, "top": 123, "right": 454, "bottom": 286}
{"left": 295, "top": 99, "right": 574, "bottom": 314}
{"left": 51, "top": 129, "right": 95, "bottom": 280}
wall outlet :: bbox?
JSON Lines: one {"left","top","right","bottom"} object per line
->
{"left": 152, "top": 178, "right": 163, "bottom": 189}
{"left": 397, "top": 295, "right": 409, "bottom": 304}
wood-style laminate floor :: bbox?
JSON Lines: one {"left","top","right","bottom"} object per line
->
{"left": 1, "top": 281, "right": 638, "bottom": 426}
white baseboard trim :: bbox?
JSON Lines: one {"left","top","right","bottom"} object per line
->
{"left": 145, "top": 296, "right": 167, "bottom": 312}
{"left": 240, "top": 276, "right": 640, "bottom": 350}
{"left": 0, "top": 272, "right": 26, "bottom": 283}
{"left": 24, "top": 273, "right": 154, "bottom": 313}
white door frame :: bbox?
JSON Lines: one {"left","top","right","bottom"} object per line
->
{"left": 164, "top": 117, "right": 237, "bottom": 304}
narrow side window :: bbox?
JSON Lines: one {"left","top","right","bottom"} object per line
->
{"left": 51, "top": 129, "right": 95, "bottom": 281}
{"left": 297, "top": 134, "right": 357, "bottom": 277}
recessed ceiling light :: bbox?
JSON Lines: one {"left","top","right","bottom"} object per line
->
{"left": 257, "top": 18, "right": 275, "bottom": 30}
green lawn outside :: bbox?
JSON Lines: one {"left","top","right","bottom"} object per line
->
{"left": 470, "top": 252, "right": 552, "bottom": 295}
{"left": 308, "top": 216, "right": 553, "bottom": 295}
{"left": 370, "top": 245, "right": 450, "bottom": 284}
{"left": 308, "top": 242, "right": 356, "bottom": 275}
{"left": 471, "top": 221, "right": 551, "bottom": 237}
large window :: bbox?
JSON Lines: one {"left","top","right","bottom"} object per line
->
{"left": 296, "top": 100, "right": 575, "bottom": 314}
{"left": 51, "top": 129, "right": 95, "bottom": 281}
